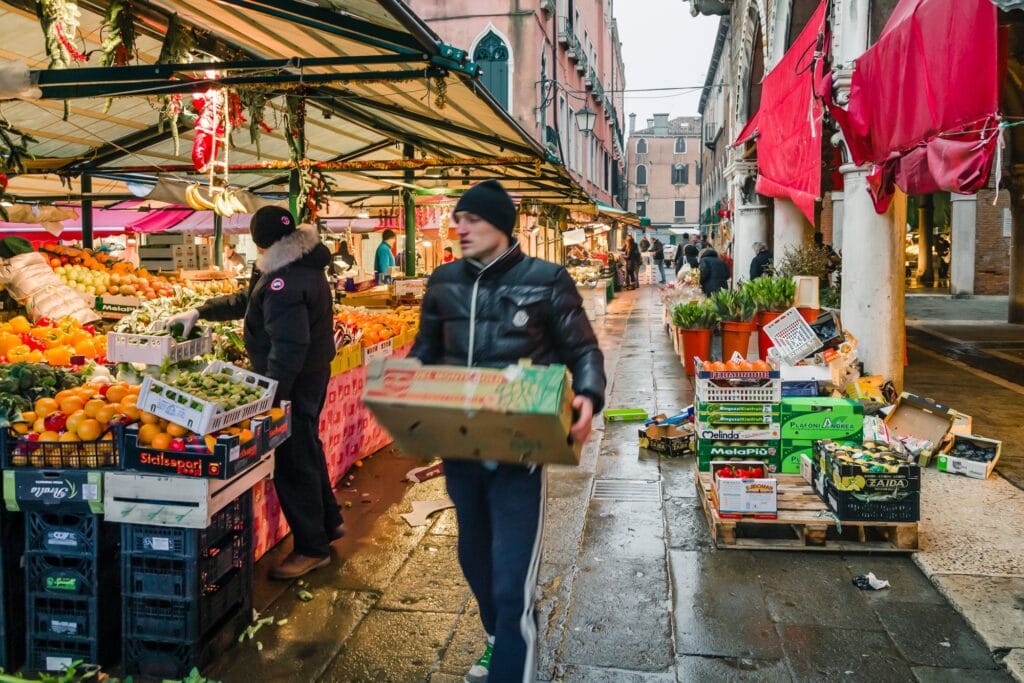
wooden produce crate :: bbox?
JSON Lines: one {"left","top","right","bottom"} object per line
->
{"left": 696, "top": 470, "right": 919, "bottom": 553}
{"left": 103, "top": 453, "right": 273, "bottom": 529}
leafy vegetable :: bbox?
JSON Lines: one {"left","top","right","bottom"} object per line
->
{"left": 741, "top": 276, "right": 796, "bottom": 313}
{"left": 710, "top": 289, "right": 756, "bottom": 322}
{"left": 672, "top": 300, "right": 720, "bottom": 330}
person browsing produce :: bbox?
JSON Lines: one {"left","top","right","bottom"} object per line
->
{"left": 169, "top": 206, "right": 342, "bottom": 580}
{"left": 411, "top": 180, "right": 606, "bottom": 683}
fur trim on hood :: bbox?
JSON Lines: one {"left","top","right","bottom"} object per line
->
{"left": 256, "top": 224, "right": 321, "bottom": 273}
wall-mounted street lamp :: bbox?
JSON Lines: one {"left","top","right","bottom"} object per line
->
{"left": 575, "top": 107, "right": 597, "bottom": 134}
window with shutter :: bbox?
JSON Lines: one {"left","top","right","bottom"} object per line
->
{"left": 474, "top": 32, "right": 510, "bottom": 110}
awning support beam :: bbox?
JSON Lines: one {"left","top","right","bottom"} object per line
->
{"left": 36, "top": 68, "right": 448, "bottom": 101}
{"left": 31, "top": 55, "right": 430, "bottom": 88}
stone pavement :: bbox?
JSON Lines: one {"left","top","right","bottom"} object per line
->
{"left": 903, "top": 293, "right": 1024, "bottom": 681}
{"left": 205, "top": 287, "right": 1014, "bottom": 682}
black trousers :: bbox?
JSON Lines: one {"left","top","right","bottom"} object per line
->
{"left": 273, "top": 368, "right": 343, "bottom": 558}
{"left": 444, "top": 460, "right": 545, "bottom": 683}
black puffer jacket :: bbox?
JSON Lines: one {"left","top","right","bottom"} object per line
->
{"left": 198, "top": 226, "right": 335, "bottom": 402}
{"left": 699, "top": 249, "right": 731, "bottom": 296}
{"left": 411, "top": 243, "right": 606, "bottom": 412}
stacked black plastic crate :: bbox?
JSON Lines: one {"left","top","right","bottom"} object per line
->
{"left": 3, "top": 429, "right": 121, "bottom": 674}
{"left": 120, "top": 491, "right": 253, "bottom": 680}
{"left": 0, "top": 506, "right": 25, "bottom": 672}
{"left": 23, "top": 509, "right": 119, "bottom": 673}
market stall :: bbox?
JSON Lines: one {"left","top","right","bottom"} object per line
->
{"left": 0, "top": 0, "right": 608, "bottom": 677}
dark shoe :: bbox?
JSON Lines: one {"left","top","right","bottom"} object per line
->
{"left": 329, "top": 523, "right": 346, "bottom": 543}
{"left": 269, "top": 552, "right": 330, "bottom": 580}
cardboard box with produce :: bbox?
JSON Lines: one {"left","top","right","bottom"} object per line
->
{"left": 710, "top": 461, "right": 778, "bottom": 518}
{"left": 638, "top": 422, "right": 693, "bottom": 457}
{"left": 697, "top": 440, "right": 781, "bottom": 472}
{"left": 779, "top": 397, "right": 864, "bottom": 474}
{"left": 937, "top": 435, "right": 1002, "bottom": 480}
{"left": 362, "top": 359, "right": 579, "bottom": 466}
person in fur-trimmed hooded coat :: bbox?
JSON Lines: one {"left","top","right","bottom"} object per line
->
{"left": 195, "top": 206, "right": 341, "bottom": 579}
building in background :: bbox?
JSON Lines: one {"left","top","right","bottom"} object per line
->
{"left": 698, "top": 18, "right": 733, "bottom": 247}
{"left": 626, "top": 114, "right": 702, "bottom": 248}
{"left": 409, "top": 0, "right": 627, "bottom": 208}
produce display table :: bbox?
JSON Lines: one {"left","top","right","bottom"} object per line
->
{"left": 252, "top": 341, "right": 412, "bottom": 559}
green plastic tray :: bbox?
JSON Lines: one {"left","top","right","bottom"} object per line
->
{"left": 605, "top": 408, "right": 650, "bottom": 422}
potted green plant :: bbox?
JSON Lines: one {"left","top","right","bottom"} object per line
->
{"left": 742, "top": 276, "right": 796, "bottom": 361}
{"left": 672, "top": 300, "right": 720, "bottom": 376}
{"left": 711, "top": 289, "right": 757, "bottom": 361}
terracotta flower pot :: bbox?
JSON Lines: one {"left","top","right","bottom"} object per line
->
{"left": 721, "top": 320, "right": 758, "bottom": 361}
{"left": 681, "top": 328, "right": 713, "bottom": 376}
{"left": 797, "top": 306, "right": 820, "bottom": 324}
{"left": 757, "top": 310, "right": 784, "bottom": 361}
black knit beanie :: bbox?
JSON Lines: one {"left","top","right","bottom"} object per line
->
{"left": 453, "top": 180, "right": 517, "bottom": 237}
{"left": 250, "top": 206, "right": 296, "bottom": 248}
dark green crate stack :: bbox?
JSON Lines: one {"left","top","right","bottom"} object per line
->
{"left": 24, "top": 511, "right": 120, "bottom": 673}
{"left": 0, "top": 506, "right": 24, "bottom": 672}
{"left": 121, "top": 491, "right": 253, "bottom": 680}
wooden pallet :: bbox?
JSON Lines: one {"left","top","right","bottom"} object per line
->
{"left": 696, "top": 471, "right": 919, "bottom": 552}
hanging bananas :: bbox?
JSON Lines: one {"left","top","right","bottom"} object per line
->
{"left": 184, "top": 183, "right": 217, "bottom": 211}
{"left": 184, "top": 184, "right": 250, "bottom": 217}
{"left": 214, "top": 190, "right": 235, "bottom": 217}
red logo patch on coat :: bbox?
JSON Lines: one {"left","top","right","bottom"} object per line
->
{"left": 270, "top": 278, "right": 285, "bottom": 291}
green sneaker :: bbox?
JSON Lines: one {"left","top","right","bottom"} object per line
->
{"left": 464, "top": 636, "right": 495, "bottom": 683}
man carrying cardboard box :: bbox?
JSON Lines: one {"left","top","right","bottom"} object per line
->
{"left": 411, "top": 180, "right": 606, "bottom": 683}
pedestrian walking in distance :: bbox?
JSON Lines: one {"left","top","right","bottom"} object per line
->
{"left": 699, "top": 247, "right": 731, "bottom": 296}
{"left": 170, "top": 206, "right": 342, "bottom": 580}
{"left": 411, "top": 180, "right": 607, "bottom": 683}
{"left": 652, "top": 238, "right": 667, "bottom": 284}
{"left": 750, "top": 241, "right": 773, "bottom": 280}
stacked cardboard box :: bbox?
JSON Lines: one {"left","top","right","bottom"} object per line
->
{"left": 694, "top": 360, "right": 782, "bottom": 473}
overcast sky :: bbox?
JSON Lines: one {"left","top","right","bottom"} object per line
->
{"left": 613, "top": 0, "right": 720, "bottom": 127}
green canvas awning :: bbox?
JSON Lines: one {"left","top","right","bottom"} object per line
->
{"left": 0, "top": 0, "right": 592, "bottom": 211}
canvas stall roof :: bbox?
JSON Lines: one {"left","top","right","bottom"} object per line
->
{"left": 0, "top": 0, "right": 589, "bottom": 212}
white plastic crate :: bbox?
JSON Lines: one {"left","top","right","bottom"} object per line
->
{"left": 107, "top": 321, "right": 213, "bottom": 365}
{"left": 763, "top": 307, "right": 821, "bottom": 365}
{"left": 693, "top": 357, "right": 782, "bottom": 403}
{"left": 362, "top": 338, "right": 393, "bottom": 365}
{"left": 136, "top": 361, "right": 277, "bottom": 435}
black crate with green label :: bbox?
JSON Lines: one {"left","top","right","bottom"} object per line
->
{"left": 4, "top": 470, "right": 104, "bottom": 514}
{"left": 24, "top": 511, "right": 120, "bottom": 673}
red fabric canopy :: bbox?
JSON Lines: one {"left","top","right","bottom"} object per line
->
{"left": 733, "top": 0, "right": 829, "bottom": 223}
{"left": 827, "top": 0, "right": 1000, "bottom": 212}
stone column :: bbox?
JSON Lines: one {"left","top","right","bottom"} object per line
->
{"left": 839, "top": 164, "right": 905, "bottom": 388}
{"left": 831, "top": 191, "right": 845, "bottom": 250}
{"left": 949, "top": 194, "right": 977, "bottom": 297}
{"left": 832, "top": 0, "right": 905, "bottom": 389}
{"left": 773, "top": 198, "right": 813, "bottom": 260}
{"left": 726, "top": 159, "right": 768, "bottom": 287}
